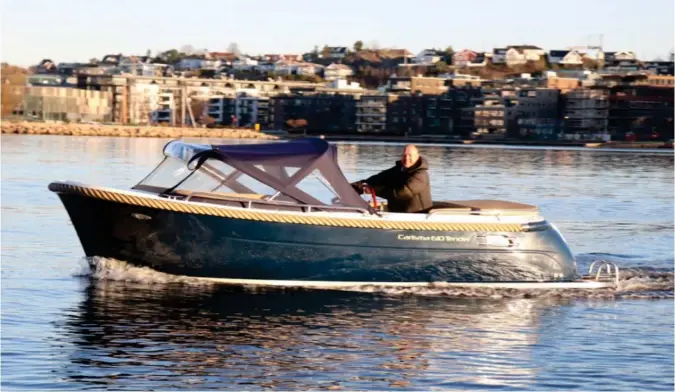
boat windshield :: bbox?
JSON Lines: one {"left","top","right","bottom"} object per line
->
{"left": 133, "top": 139, "right": 369, "bottom": 210}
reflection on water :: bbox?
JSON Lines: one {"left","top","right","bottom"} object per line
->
{"left": 58, "top": 280, "right": 546, "bottom": 390}
{"left": 1, "top": 135, "right": 673, "bottom": 391}
{"left": 50, "top": 279, "right": 672, "bottom": 391}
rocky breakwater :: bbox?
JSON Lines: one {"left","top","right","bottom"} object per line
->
{"left": 1, "top": 121, "right": 279, "bottom": 140}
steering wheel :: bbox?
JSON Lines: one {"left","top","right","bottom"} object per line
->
{"left": 364, "top": 185, "right": 378, "bottom": 209}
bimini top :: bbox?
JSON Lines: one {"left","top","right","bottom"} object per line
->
{"left": 152, "top": 138, "right": 370, "bottom": 210}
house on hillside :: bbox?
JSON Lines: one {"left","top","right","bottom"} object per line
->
{"left": 492, "top": 48, "right": 507, "bottom": 64}
{"left": 272, "top": 60, "right": 298, "bottom": 75}
{"left": 119, "top": 56, "right": 168, "bottom": 76}
{"left": 263, "top": 54, "right": 284, "bottom": 62}
{"left": 413, "top": 49, "right": 443, "bottom": 65}
{"left": 547, "top": 50, "right": 584, "bottom": 66}
{"left": 324, "top": 47, "right": 348, "bottom": 60}
{"left": 324, "top": 63, "right": 353, "bottom": 80}
{"left": 176, "top": 56, "right": 205, "bottom": 70}
{"left": 56, "top": 62, "right": 91, "bottom": 77}
{"left": 36, "top": 59, "right": 58, "bottom": 74}
{"left": 272, "top": 60, "right": 323, "bottom": 76}
{"left": 604, "top": 51, "right": 639, "bottom": 67}
{"left": 100, "top": 54, "right": 122, "bottom": 65}
{"left": 231, "top": 57, "right": 259, "bottom": 71}
{"left": 266, "top": 54, "right": 302, "bottom": 62}
{"left": 452, "top": 50, "right": 478, "bottom": 67}
{"left": 505, "top": 45, "right": 546, "bottom": 67}
{"left": 96, "top": 54, "right": 124, "bottom": 74}
{"left": 467, "top": 52, "right": 490, "bottom": 67}
{"left": 297, "top": 63, "right": 324, "bottom": 76}
{"left": 282, "top": 54, "right": 303, "bottom": 61}
{"left": 209, "top": 52, "right": 237, "bottom": 67}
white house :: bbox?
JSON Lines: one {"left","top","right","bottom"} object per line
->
{"left": 324, "top": 63, "right": 353, "bottom": 80}
{"left": 604, "top": 51, "right": 639, "bottom": 68}
{"left": 492, "top": 48, "right": 507, "bottom": 64}
{"left": 201, "top": 58, "right": 221, "bottom": 69}
{"left": 505, "top": 45, "right": 546, "bottom": 67}
{"left": 329, "top": 79, "right": 362, "bottom": 90}
{"left": 548, "top": 50, "right": 584, "bottom": 66}
{"left": 413, "top": 49, "right": 442, "bottom": 65}
{"left": 612, "top": 51, "right": 638, "bottom": 61}
{"left": 263, "top": 54, "right": 303, "bottom": 62}
{"left": 119, "top": 56, "right": 166, "bottom": 76}
{"left": 281, "top": 54, "right": 303, "bottom": 61}
{"left": 297, "top": 63, "right": 324, "bottom": 76}
{"left": 273, "top": 60, "right": 301, "bottom": 75}
{"left": 231, "top": 57, "right": 259, "bottom": 71}
{"left": 272, "top": 60, "right": 322, "bottom": 76}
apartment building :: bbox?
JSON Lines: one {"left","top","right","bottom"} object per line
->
{"left": 355, "top": 95, "right": 390, "bottom": 133}
{"left": 608, "top": 85, "right": 675, "bottom": 140}
{"left": 562, "top": 87, "right": 610, "bottom": 138}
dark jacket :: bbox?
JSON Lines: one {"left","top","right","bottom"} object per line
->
{"left": 352, "top": 156, "right": 433, "bottom": 213}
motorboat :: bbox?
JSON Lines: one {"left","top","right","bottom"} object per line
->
{"left": 49, "top": 138, "right": 619, "bottom": 290}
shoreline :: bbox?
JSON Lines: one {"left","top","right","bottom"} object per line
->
{"left": 0, "top": 121, "right": 279, "bottom": 140}
{"left": 2, "top": 121, "right": 672, "bottom": 149}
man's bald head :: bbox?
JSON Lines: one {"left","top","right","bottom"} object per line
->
{"left": 401, "top": 144, "right": 420, "bottom": 168}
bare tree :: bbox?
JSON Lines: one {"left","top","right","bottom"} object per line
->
{"left": 180, "top": 45, "right": 196, "bottom": 55}
{"left": 366, "top": 40, "right": 380, "bottom": 50}
{"left": 434, "top": 61, "right": 450, "bottom": 74}
{"left": 227, "top": 42, "right": 241, "bottom": 56}
{"left": 189, "top": 99, "right": 207, "bottom": 123}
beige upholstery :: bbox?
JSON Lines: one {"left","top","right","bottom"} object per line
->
{"left": 430, "top": 200, "right": 538, "bottom": 212}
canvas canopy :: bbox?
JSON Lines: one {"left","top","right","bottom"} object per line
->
{"left": 161, "top": 138, "right": 370, "bottom": 210}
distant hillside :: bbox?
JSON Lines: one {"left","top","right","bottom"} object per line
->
{"left": 313, "top": 50, "right": 413, "bottom": 88}
{"left": 312, "top": 50, "right": 560, "bottom": 87}
{"left": 1, "top": 63, "right": 31, "bottom": 117}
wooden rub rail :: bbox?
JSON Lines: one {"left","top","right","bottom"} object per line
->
{"left": 48, "top": 182, "right": 527, "bottom": 232}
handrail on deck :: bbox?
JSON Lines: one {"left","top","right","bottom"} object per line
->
{"left": 167, "top": 190, "right": 373, "bottom": 215}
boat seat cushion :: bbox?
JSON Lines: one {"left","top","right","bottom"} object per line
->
{"left": 173, "top": 190, "right": 267, "bottom": 201}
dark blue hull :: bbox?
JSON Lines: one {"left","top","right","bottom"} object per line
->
{"left": 56, "top": 193, "right": 579, "bottom": 283}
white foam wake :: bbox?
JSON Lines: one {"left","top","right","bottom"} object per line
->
{"left": 76, "top": 257, "right": 674, "bottom": 299}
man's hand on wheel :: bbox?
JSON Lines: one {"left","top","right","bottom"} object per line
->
{"left": 351, "top": 181, "right": 366, "bottom": 194}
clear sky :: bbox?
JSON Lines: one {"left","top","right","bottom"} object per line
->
{"left": 2, "top": 0, "right": 673, "bottom": 67}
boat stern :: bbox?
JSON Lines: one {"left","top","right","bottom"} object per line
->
{"left": 520, "top": 219, "right": 579, "bottom": 281}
